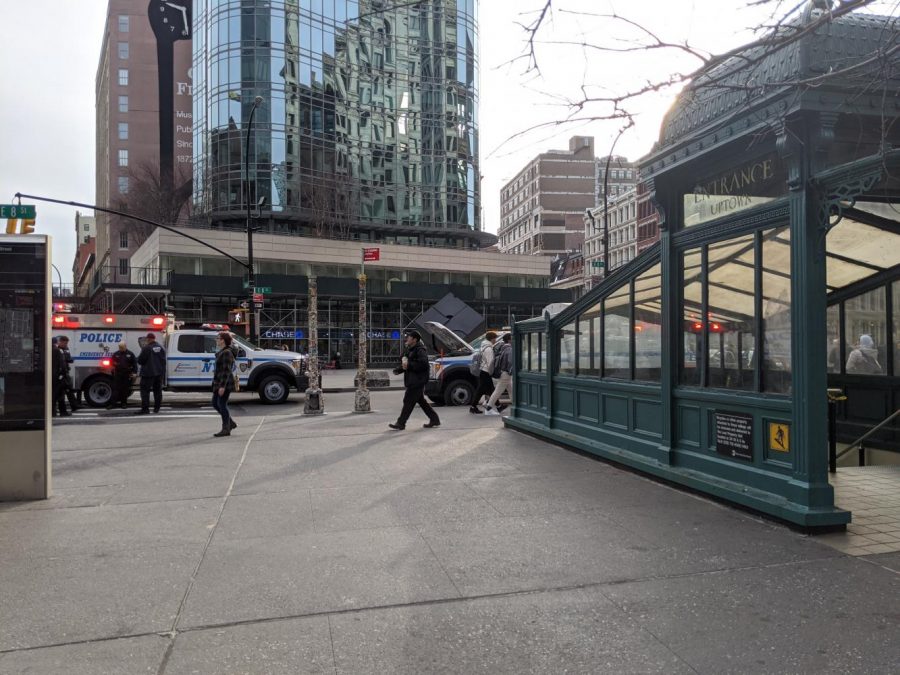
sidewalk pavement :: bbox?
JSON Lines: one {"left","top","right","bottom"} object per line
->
{"left": 0, "top": 390, "right": 898, "bottom": 674}
{"left": 319, "top": 367, "right": 405, "bottom": 392}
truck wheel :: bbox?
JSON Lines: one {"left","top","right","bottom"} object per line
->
{"left": 445, "top": 379, "right": 474, "bottom": 407}
{"left": 83, "top": 376, "right": 114, "bottom": 408}
{"left": 258, "top": 374, "right": 290, "bottom": 404}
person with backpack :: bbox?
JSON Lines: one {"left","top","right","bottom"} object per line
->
{"left": 469, "top": 331, "right": 497, "bottom": 414}
{"left": 485, "top": 333, "right": 513, "bottom": 416}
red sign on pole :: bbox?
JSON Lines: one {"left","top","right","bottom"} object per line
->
{"left": 362, "top": 247, "right": 380, "bottom": 262}
{"left": 252, "top": 293, "right": 264, "bottom": 304}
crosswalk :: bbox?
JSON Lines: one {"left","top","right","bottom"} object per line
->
{"left": 54, "top": 406, "right": 222, "bottom": 424}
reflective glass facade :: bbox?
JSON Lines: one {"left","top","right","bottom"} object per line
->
{"left": 193, "top": 0, "right": 479, "bottom": 237}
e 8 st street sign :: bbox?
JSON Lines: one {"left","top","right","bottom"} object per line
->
{"left": 1, "top": 204, "right": 36, "bottom": 219}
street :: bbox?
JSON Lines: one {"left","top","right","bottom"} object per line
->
{"left": 0, "top": 390, "right": 897, "bottom": 673}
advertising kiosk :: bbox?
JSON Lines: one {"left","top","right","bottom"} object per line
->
{"left": 0, "top": 235, "right": 51, "bottom": 500}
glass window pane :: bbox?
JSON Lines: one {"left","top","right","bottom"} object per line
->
{"left": 634, "top": 263, "right": 662, "bottom": 381}
{"left": 707, "top": 234, "right": 755, "bottom": 390}
{"left": 604, "top": 283, "right": 630, "bottom": 378}
{"left": 528, "top": 333, "right": 539, "bottom": 373}
{"left": 844, "top": 287, "right": 886, "bottom": 375}
{"left": 522, "top": 333, "right": 530, "bottom": 371}
{"left": 578, "top": 304, "right": 601, "bottom": 376}
{"left": 762, "top": 227, "right": 791, "bottom": 393}
{"left": 559, "top": 321, "right": 576, "bottom": 376}
{"left": 680, "top": 248, "right": 702, "bottom": 385}
{"left": 894, "top": 281, "right": 900, "bottom": 376}
{"left": 827, "top": 304, "right": 841, "bottom": 374}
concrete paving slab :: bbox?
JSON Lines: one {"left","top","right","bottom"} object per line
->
{"left": 603, "top": 556, "right": 900, "bottom": 674}
{"left": 0, "top": 635, "right": 168, "bottom": 675}
{"left": 215, "top": 490, "right": 317, "bottom": 541}
{"left": 0, "top": 545, "right": 200, "bottom": 651}
{"left": 309, "top": 480, "right": 501, "bottom": 533}
{"left": 329, "top": 586, "right": 694, "bottom": 675}
{"left": 0, "top": 498, "right": 219, "bottom": 561}
{"left": 165, "top": 617, "right": 334, "bottom": 675}
{"left": 179, "top": 526, "right": 460, "bottom": 628}
{"left": 415, "top": 511, "right": 662, "bottom": 596}
{"left": 231, "top": 448, "right": 385, "bottom": 494}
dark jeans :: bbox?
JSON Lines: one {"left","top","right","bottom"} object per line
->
{"left": 397, "top": 385, "right": 439, "bottom": 427}
{"left": 53, "top": 378, "right": 67, "bottom": 415}
{"left": 473, "top": 371, "right": 494, "bottom": 408}
{"left": 140, "top": 376, "right": 163, "bottom": 412}
{"left": 212, "top": 389, "right": 232, "bottom": 427}
{"left": 113, "top": 374, "right": 132, "bottom": 407}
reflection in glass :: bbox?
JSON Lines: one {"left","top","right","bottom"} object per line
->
{"left": 844, "top": 287, "right": 886, "bottom": 375}
{"left": 559, "top": 321, "right": 576, "bottom": 376}
{"left": 826, "top": 304, "right": 841, "bottom": 374}
{"left": 634, "top": 264, "right": 661, "bottom": 381}
{"left": 528, "top": 332, "right": 540, "bottom": 373}
{"left": 707, "top": 234, "right": 755, "bottom": 390}
{"left": 680, "top": 248, "right": 702, "bottom": 385}
{"left": 762, "top": 227, "right": 791, "bottom": 393}
{"left": 578, "top": 304, "right": 601, "bottom": 376}
{"left": 604, "top": 283, "right": 630, "bottom": 378}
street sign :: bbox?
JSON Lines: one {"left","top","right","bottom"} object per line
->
{"left": 243, "top": 283, "right": 272, "bottom": 293}
{"left": 363, "top": 247, "right": 380, "bottom": 262}
{"left": 592, "top": 260, "right": 605, "bottom": 268}
{"left": 0, "top": 204, "right": 35, "bottom": 219}
{"left": 252, "top": 293, "right": 264, "bottom": 304}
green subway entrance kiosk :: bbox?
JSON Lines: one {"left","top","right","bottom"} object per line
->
{"left": 507, "top": 9, "right": 900, "bottom": 528}
{"left": 0, "top": 235, "right": 52, "bottom": 500}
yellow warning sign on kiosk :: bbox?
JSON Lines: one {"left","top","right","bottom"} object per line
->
{"left": 768, "top": 422, "right": 790, "bottom": 453}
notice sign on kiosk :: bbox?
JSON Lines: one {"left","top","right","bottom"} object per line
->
{"left": 0, "top": 235, "right": 51, "bottom": 500}
{"left": 715, "top": 411, "right": 754, "bottom": 462}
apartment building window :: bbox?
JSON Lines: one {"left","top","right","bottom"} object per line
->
{"left": 119, "top": 231, "right": 129, "bottom": 249}
{"left": 118, "top": 42, "right": 129, "bottom": 59}
{"left": 118, "top": 15, "right": 129, "bottom": 32}
{"left": 118, "top": 149, "right": 128, "bottom": 167}
{"left": 118, "top": 176, "right": 129, "bottom": 194}
{"left": 118, "top": 258, "right": 129, "bottom": 277}
{"left": 118, "top": 68, "right": 129, "bottom": 86}
{"left": 118, "top": 95, "right": 128, "bottom": 113}
{"left": 118, "top": 122, "right": 128, "bottom": 140}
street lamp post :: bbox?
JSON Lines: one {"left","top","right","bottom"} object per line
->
{"left": 50, "top": 263, "right": 63, "bottom": 296}
{"left": 245, "top": 95, "right": 264, "bottom": 342}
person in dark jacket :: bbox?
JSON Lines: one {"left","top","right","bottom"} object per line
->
{"left": 211, "top": 332, "right": 237, "bottom": 437}
{"left": 51, "top": 337, "right": 70, "bottom": 417}
{"left": 136, "top": 332, "right": 166, "bottom": 414}
{"left": 56, "top": 336, "right": 80, "bottom": 411}
{"left": 389, "top": 329, "right": 440, "bottom": 430}
{"left": 108, "top": 342, "right": 137, "bottom": 409}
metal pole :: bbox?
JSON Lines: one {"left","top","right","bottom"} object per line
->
{"left": 246, "top": 95, "right": 264, "bottom": 343}
{"left": 354, "top": 249, "right": 371, "bottom": 412}
{"left": 828, "top": 397, "right": 838, "bottom": 473}
{"left": 304, "top": 276, "right": 324, "bottom": 414}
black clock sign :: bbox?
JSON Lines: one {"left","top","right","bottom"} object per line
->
{"left": 148, "top": 1, "right": 191, "bottom": 194}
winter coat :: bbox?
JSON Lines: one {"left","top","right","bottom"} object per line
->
{"left": 213, "top": 347, "right": 235, "bottom": 391}
{"left": 137, "top": 341, "right": 167, "bottom": 377}
{"left": 846, "top": 347, "right": 881, "bottom": 374}
{"left": 398, "top": 341, "right": 430, "bottom": 389}
{"left": 111, "top": 349, "right": 137, "bottom": 377}
{"left": 478, "top": 340, "right": 495, "bottom": 374}
{"left": 495, "top": 342, "right": 513, "bottom": 375}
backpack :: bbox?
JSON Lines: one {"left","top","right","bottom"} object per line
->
{"left": 491, "top": 343, "right": 504, "bottom": 378}
{"left": 469, "top": 348, "right": 482, "bottom": 376}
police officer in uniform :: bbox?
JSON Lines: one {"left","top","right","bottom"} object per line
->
{"left": 51, "top": 337, "right": 70, "bottom": 417}
{"left": 136, "top": 332, "right": 166, "bottom": 414}
{"left": 109, "top": 342, "right": 137, "bottom": 409}
{"left": 56, "top": 335, "right": 80, "bottom": 411}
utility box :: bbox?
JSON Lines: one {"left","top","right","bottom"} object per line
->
{"left": 0, "top": 235, "right": 51, "bottom": 500}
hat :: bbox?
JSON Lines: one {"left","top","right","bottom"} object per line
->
{"left": 859, "top": 334, "right": 875, "bottom": 349}
{"left": 145, "top": 332, "right": 156, "bottom": 340}
{"left": 404, "top": 329, "right": 422, "bottom": 340}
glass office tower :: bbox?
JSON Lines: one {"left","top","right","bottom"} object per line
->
{"left": 192, "top": 0, "right": 480, "bottom": 244}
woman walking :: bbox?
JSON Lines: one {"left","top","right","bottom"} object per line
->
{"left": 212, "top": 332, "right": 238, "bottom": 437}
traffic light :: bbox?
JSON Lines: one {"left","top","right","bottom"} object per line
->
{"left": 228, "top": 309, "right": 247, "bottom": 325}
{"left": 5, "top": 218, "right": 36, "bottom": 234}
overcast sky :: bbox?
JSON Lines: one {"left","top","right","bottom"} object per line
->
{"left": 1, "top": 1, "right": 884, "bottom": 283}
